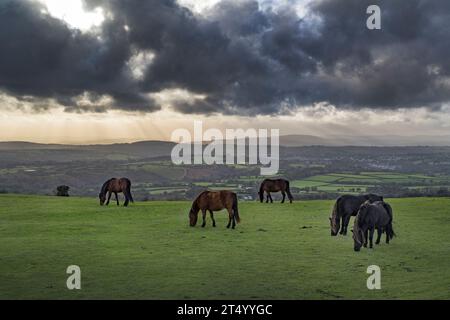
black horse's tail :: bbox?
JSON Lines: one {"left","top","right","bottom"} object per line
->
{"left": 386, "top": 219, "right": 396, "bottom": 240}
{"left": 387, "top": 224, "right": 396, "bottom": 239}
{"left": 383, "top": 202, "right": 395, "bottom": 239}
{"left": 285, "top": 180, "right": 293, "bottom": 202}
{"left": 233, "top": 194, "right": 240, "bottom": 223}
{"left": 125, "top": 182, "right": 134, "bottom": 203}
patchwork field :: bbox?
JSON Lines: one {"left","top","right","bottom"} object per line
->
{"left": 292, "top": 172, "right": 450, "bottom": 194}
{"left": 0, "top": 195, "right": 449, "bottom": 299}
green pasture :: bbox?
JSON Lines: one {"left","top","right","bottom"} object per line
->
{"left": 0, "top": 195, "right": 449, "bottom": 299}
{"left": 291, "top": 172, "right": 450, "bottom": 194}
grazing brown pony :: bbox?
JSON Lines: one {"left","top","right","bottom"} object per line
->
{"left": 99, "top": 178, "right": 134, "bottom": 207}
{"left": 189, "top": 190, "right": 240, "bottom": 229}
{"left": 259, "top": 178, "right": 293, "bottom": 203}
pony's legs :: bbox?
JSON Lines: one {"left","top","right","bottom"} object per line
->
{"left": 386, "top": 224, "right": 391, "bottom": 244}
{"left": 201, "top": 209, "right": 207, "bottom": 228}
{"left": 363, "top": 229, "right": 368, "bottom": 247}
{"left": 114, "top": 192, "right": 119, "bottom": 206}
{"left": 286, "top": 190, "right": 293, "bottom": 203}
{"left": 106, "top": 191, "right": 112, "bottom": 205}
{"left": 376, "top": 228, "right": 382, "bottom": 244}
{"left": 339, "top": 217, "right": 345, "bottom": 235}
{"left": 265, "top": 192, "right": 270, "bottom": 203}
{"left": 342, "top": 215, "right": 351, "bottom": 235}
{"left": 369, "top": 228, "right": 375, "bottom": 248}
{"left": 231, "top": 207, "right": 237, "bottom": 229}
{"left": 268, "top": 193, "right": 273, "bottom": 203}
{"left": 123, "top": 189, "right": 129, "bottom": 207}
{"left": 232, "top": 208, "right": 236, "bottom": 229}
{"left": 281, "top": 191, "right": 286, "bottom": 203}
{"left": 209, "top": 210, "right": 216, "bottom": 227}
{"left": 226, "top": 208, "right": 233, "bottom": 229}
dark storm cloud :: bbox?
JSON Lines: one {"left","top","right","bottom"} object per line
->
{"left": 0, "top": 0, "right": 157, "bottom": 111}
{"left": 1, "top": 0, "right": 450, "bottom": 114}
{"left": 295, "top": 0, "right": 450, "bottom": 109}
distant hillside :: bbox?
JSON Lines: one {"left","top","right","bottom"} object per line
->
{"left": 0, "top": 140, "right": 176, "bottom": 164}
{"left": 0, "top": 134, "right": 449, "bottom": 156}
{"left": 279, "top": 135, "right": 334, "bottom": 146}
{"left": 0, "top": 140, "right": 175, "bottom": 150}
{"left": 195, "top": 134, "right": 450, "bottom": 147}
{"left": 0, "top": 141, "right": 70, "bottom": 150}
{"left": 280, "top": 134, "right": 450, "bottom": 147}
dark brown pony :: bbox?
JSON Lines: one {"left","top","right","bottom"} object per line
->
{"left": 99, "top": 178, "right": 134, "bottom": 207}
{"left": 329, "top": 194, "right": 383, "bottom": 236}
{"left": 258, "top": 178, "right": 293, "bottom": 203}
{"left": 352, "top": 201, "right": 395, "bottom": 252}
{"left": 189, "top": 190, "right": 240, "bottom": 229}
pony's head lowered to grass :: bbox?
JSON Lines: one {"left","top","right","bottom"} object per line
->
{"left": 189, "top": 206, "right": 199, "bottom": 226}
{"left": 329, "top": 216, "right": 340, "bottom": 236}
{"left": 99, "top": 178, "right": 113, "bottom": 206}
{"left": 352, "top": 201, "right": 371, "bottom": 251}
{"left": 258, "top": 190, "right": 264, "bottom": 203}
{"left": 352, "top": 224, "right": 365, "bottom": 252}
{"left": 329, "top": 200, "right": 340, "bottom": 236}
{"left": 99, "top": 192, "right": 106, "bottom": 206}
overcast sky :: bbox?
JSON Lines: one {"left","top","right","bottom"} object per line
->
{"left": 1, "top": 0, "right": 450, "bottom": 144}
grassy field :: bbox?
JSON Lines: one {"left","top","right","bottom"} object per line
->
{"left": 0, "top": 194, "right": 449, "bottom": 299}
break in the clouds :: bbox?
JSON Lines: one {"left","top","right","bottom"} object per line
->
{"left": 0, "top": 0, "right": 450, "bottom": 115}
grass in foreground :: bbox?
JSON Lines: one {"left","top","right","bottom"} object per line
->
{"left": 0, "top": 195, "right": 449, "bottom": 299}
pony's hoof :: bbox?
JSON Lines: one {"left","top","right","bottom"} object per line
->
{"left": 201, "top": 224, "right": 205, "bottom": 228}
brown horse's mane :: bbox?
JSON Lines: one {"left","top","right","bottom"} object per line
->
{"left": 193, "top": 190, "right": 207, "bottom": 201}
{"left": 100, "top": 178, "right": 114, "bottom": 196}
{"left": 192, "top": 190, "right": 209, "bottom": 210}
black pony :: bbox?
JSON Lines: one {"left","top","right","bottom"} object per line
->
{"left": 329, "top": 194, "right": 383, "bottom": 236}
{"left": 352, "top": 201, "right": 395, "bottom": 252}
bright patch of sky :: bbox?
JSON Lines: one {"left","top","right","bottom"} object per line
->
{"left": 34, "top": 0, "right": 104, "bottom": 31}
{"left": 178, "top": 0, "right": 312, "bottom": 17}
{"left": 34, "top": 0, "right": 313, "bottom": 32}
